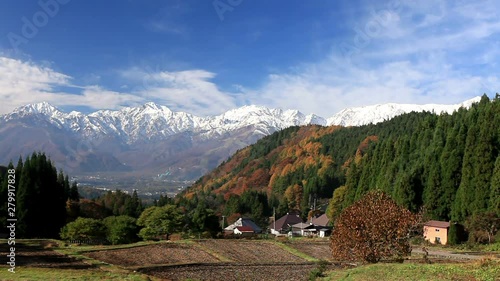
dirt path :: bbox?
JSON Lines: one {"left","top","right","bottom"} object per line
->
{"left": 412, "top": 248, "right": 488, "bottom": 260}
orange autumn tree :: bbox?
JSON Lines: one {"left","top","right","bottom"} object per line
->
{"left": 330, "top": 190, "right": 420, "bottom": 263}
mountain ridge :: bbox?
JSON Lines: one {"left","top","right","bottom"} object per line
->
{"left": 0, "top": 97, "right": 481, "bottom": 180}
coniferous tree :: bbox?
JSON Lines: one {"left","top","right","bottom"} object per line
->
{"left": 490, "top": 156, "right": 500, "bottom": 212}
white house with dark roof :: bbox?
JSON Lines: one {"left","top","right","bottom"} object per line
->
{"left": 224, "top": 217, "right": 262, "bottom": 234}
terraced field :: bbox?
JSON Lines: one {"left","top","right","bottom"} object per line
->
{"left": 82, "top": 239, "right": 330, "bottom": 280}
{"left": 195, "top": 239, "right": 308, "bottom": 263}
{"left": 86, "top": 243, "right": 220, "bottom": 266}
{"left": 140, "top": 263, "right": 327, "bottom": 281}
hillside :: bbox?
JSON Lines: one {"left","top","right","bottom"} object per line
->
{"left": 180, "top": 95, "right": 499, "bottom": 225}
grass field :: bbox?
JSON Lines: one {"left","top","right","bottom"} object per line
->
{"left": 323, "top": 258, "right": 500, "bottom": 281}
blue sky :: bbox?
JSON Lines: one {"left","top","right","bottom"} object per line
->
{"left": 0, "top": 0, "right": 499, "bottom": 117}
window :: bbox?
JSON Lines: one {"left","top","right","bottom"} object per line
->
{"left": 435, "top": 229, "right": 440, "bottom": 232}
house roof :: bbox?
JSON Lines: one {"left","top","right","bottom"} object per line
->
{"left": 424, "top": 220, "right": 450, "bottom": 228}
{"left": 292, "top": 222, "right": 315, "bottom": 229}
{"left": 225, "top": 218, "right": 262, "bottom": 233}
{"left": 269, "top": 213, "right": 303, "bottom": 231}
{"left": 235, "top": 226, "right": 254, "bottom": 232}
{"left": 311, "top": 214, "right": 330, "bottom": 227}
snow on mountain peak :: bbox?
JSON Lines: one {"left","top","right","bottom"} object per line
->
{"left": 1, "top": 97, "right": 484, "bottom": 142}
{"left": 15, "top": 101, "right": 60, "bottom": 115}
{"left": 326, "top": 96, "right": 482, "bottom": 127}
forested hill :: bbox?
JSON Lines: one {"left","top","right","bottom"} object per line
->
{"left": 179, "top": 95, "right": 499, "bottom": 225}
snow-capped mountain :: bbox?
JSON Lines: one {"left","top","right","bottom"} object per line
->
{"left": 2, "top": 103, "right": 326, "bottom": 143}
{"left": 0, "top": 97, "right": 480, "bottom": 180}
{"left": 326, "top": 97, "right": 482, "bottom": 127}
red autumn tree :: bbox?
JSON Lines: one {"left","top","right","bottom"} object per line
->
{"left": 330, "top": 190, "right": 420, "bottom": 263}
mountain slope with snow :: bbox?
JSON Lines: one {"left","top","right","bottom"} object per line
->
{"left": 0, "top": 96, "right": 481, "bottom": 179}
{"left": 326, "top": 97, "right": 481, "bottom": 126}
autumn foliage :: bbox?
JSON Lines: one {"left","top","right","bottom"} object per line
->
{"left": 330, "top": 191, "right": 420, "bottom": 263}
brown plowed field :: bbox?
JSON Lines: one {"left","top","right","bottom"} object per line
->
{"left": 86, "top": 243, "right": 221, "bottom": 266}
{"left": 195, "top": 240, "right": 307, "bottom": 263}
{"left": 140, "top": 262, "right": 332, "bottom": 281}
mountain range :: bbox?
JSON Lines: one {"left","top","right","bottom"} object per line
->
{"left": 0, "top": 97, "right": 480, "bottom": 180}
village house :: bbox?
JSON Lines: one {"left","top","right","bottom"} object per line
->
{"left": 291, "top": 222, "right": 317, "bottom": 237}
{"left": 318, "top": 228, "right": 331, "bottom": 238}
{"left": 423, "top": 220, "right": 450, "bottom": 245}
{"left": 311, "top": 213, "right": 330, "bottom": 227}
{"left": 233, "top": 226, "right": 255, "bottom": 236}
{"left": 269, "top": 212, "right": 303, "bottom": 235}
{"left": 224, "top": 218, "right": 262, "bottom": 234}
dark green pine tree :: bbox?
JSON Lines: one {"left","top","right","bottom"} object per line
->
{"left": 58, "top": 172, "right": 71, "bottom": 202}
{"left": 46, "top": 158, "right": 67, "bottom": 237}
{"left": 437, "top": 123, "right": 465, "bottom": 220}
{"left": 470, "top": 99, "right": 495, "bottom": 214}
{"left": 489, "top": 156, "right": 500, "bottom": 212}
{"left": 132, "top": 190, "right": 143, "bottom": 217}
{"left": 452, "top": 120, "right": 479, "bottom": 222}
{"left": 374, "top": 139, "right": 395, "bottom": 194}
{"left": 69, "top": 181, "right": 79, "bottom": 201}
{"left": 16, "top": 153, "right": 68, "bottom": 238}
{"left": 422, "top": 118, "right": 446, "bottom": 220}
{"left": 16, "top": 156, "right": 35, "bottom": 237}
{"left": 343, "top": 162, "right": 361, "bottom": 208}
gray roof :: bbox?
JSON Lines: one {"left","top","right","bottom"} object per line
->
{"left": 292, "top": 222, "right": 315, "bottom": 229}
{"left": 311, "top": 214, "right": 330, "bottom": 227}
{"left": 269, "top": 213, "right": 303, "bottom": 231}
{"left": 225, "top": 218, "right": 262, "bottom": 233}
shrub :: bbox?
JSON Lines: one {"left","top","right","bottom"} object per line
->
{"left": 60, "top": 217, "right": 106, "bottom": 241}
{"left": 103, "top": 215, "right": 139, "bottom": 245}
{"left": 330, "top": 191, "right": 420, "bottom": 263}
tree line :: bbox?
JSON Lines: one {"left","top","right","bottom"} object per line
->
{"left": 0, "top": 152, "right": 79, "bottom": 238}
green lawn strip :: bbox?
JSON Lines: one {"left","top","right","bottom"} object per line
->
{"left": 323, "top": 259, "right": 500, "bottom": 281}
{"left": 272, "top": 240, "right": 320, "bottom": 262}
{"left": 189, "top": 240, "right": 234, "bottom": 262}
{"left": 412, "top": 242, "right": 500, "bottom": 254}
{"left": 60, "top": 240, "right": 163, "bottom": 253}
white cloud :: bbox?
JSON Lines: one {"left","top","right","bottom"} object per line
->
{"left": 0, "top": 57, "right": 145, "bottom": 114}
{"left": 0, "top": 57, "right": 70, "bottom": 113}
{"left": 145, "top": 20, "right": 187, "bottom": 35}
{"left": 121, "top": 67, "right": 238, "bottom": 115}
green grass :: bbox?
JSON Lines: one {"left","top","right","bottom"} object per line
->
{"left": 323, "top": 259, "right": 500, "bottom": 281}
{"left": 273, "top": 241, "right": 320, "bottom": 262}
{"left": 60, "top": 239, "right": 162, "bottom": 253}
{"left": 190, "top": 240, "right": 233, "bottom": 262}
{"left": 412, "top": 241, "right": 500, "bottom": 253}
{"left": 0, "top": 266, "right": 152, "bottom": 281}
